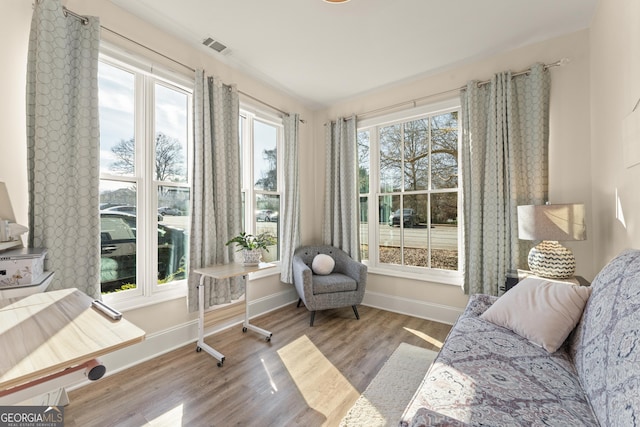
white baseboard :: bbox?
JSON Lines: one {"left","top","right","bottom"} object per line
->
{"left": 67, "top": 288, "right": 459, "bottom": 391}
{"left": 247, "top": 287, "right": 298, "bottom": 319}
{"left": 67, "top": 288, "right": 299, "bottom": 391}
{"left": 362, "top": 291, "right": 463, "bottom": 325}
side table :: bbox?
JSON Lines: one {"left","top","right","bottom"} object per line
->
{"left": 193, "top": 262, "right": 275, "bottom": 367}
{"left": 504, "top": 269, "right": 590, "bottom": 292}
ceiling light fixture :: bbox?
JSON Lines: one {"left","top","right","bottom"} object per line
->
{"left": 323, "top": 0, "right": 351, "bottom": 3}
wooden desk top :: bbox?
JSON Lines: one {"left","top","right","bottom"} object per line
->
{"left": 0, "top": 288, "right": 145, "bottom": 391}
{"left": 194, "top": 262, "right": 276, "bottom": 280}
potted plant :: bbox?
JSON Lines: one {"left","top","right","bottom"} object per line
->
{"left": 225, "top": 231, "right": 276, "bottom": 265}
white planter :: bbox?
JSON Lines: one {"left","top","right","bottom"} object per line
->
{"left": 242, "top": 249, "right": 262, "bottom": 265}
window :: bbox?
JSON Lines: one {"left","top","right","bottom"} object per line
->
{"left": 239, "top": 108, "right": 283, "bottom": 263}
{"left": 98, "top": 49, "right": 192, "bottom": 301}
{"left": 357, "top": 100, "right": 461, "bottom": 283}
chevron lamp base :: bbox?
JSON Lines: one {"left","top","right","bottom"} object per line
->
{"left": 527, "top": 240, "right": 576, "bottom": 279}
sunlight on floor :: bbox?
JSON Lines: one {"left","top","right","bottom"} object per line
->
{"left": 403, "top": 327, "right": 444, "bottom": 349}
{"left": 148, "top": 403, "right": 183, "bottom": 425}
{"left": 261, "top": 357, "right": 278, "bottom": 393}
{"left": 277, "top": 335, "right": 359, "bottom": 420}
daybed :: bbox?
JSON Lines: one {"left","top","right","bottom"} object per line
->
{"left": 400, "top": 249, "right": 640, "bottom": 426}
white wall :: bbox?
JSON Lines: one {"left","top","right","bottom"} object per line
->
{"left": 316, "top": 29, "right": 594, "bottom": 315}
{"left": 589, "top": 0, "right": 640, "bottom": 266}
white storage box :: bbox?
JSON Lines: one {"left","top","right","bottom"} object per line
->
{"left": 0, "top": 271, "right": 54, "bottom": 298}
{"left": 0, "top": 248, "right": 47, "bottom": 288}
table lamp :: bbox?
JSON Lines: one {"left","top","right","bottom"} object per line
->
{"left": 517, "top": 203, "right": 586, "bottom": 279}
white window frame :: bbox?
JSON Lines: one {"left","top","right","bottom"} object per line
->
{"left": 99, "top": 43, "right": 194, "bottom": 309}
{"left": 358, "top": 98, "right": 463, "bottom": 286}
{"left": 239, "top": 102, "right": 284, "bottom": 277}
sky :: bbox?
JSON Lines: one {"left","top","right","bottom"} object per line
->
{"left": 97, "top": 61, "right": 189, "bottom": 190}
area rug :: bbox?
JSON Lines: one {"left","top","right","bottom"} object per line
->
{"left": 340, "top": 342, "right": 437, "bottom": 427}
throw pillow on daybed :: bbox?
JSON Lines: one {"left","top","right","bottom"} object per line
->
{"left": 312, "top": 254, "right": 335, "bottom": 275}
{"left": 480, "top": 277, "right": 592, "bottom": 353}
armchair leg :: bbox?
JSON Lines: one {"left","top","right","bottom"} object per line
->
{"left": 352, "top": 305, "right": 360, "bottom": 320}
{"left": 310, "top": 311, "right": 316, "bottom": 327}
{"left": 297, "top": 298, "right": 303, "bottom": 308}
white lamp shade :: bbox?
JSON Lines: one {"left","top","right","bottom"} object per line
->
{"left": 517, "top": 203, "right": 586, "bottom": 242}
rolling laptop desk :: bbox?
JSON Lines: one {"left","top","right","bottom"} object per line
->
{"left": 194, "top": 262, "right": 275, "bottom": 366}
{"left": 0, "top": 288, "right": 145, "bottom": 405}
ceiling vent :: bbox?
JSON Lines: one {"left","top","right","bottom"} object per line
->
{"left": 202, "top": 36, "right": 229, "bottom": 54}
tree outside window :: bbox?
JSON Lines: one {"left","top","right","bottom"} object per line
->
{"left": 358, "top": 108, "right": 460, "bottom": 273}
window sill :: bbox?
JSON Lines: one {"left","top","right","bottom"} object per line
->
{"left": 102, "top": 283, "right": 187, "bottom": 312}
{"left": 248, "top": 262, "right": 281, "bottom": 280}
{"left": 102, "top": 264, "right": 282, "bottom": 312}
{"left": 365, "top": 263, "right": 463, "bottom": 286}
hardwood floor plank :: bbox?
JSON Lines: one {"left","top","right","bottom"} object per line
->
{"left": 65, "top": 303, "right": 451, "bottom": 427}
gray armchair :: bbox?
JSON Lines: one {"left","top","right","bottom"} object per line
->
{"left": 292, "top": 245, "right": 367, "bottom": 326}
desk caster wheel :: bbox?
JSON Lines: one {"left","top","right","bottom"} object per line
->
{"left": 265, "top": 336, "right": 271, "bottom": 342}
{"left": 217, "top": 357, "right": 224, "bottom": 367}
{"left": 242, "top": 327, "right": 247, "bottom": 333}
{"left": 196, "top": 346, "right": 202, "bottom": 352}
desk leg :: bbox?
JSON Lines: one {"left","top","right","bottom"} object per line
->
{"left": 241, "top": 274, "right": 273, "bottom": 341}
{"left": 196, "top": 275, "right": 225, "bottom": 367}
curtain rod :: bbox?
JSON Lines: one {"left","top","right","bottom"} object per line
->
{"left": 238, "top": 91, "right": 306, "bottom": 123}
{"left": 352, "top": 58, "right": 568, "bottom": 121}
{"left": 62, "top": 6, "right": 89, "bottom": 25}
{"left": 62, "top": 6, "right": 304, "bottom": 123}
{"left": 467, "top": 58, "right": 569, "bottom": 89}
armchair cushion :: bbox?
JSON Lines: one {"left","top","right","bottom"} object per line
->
{"left": 312, "top": 254, "right": 335, "bottom": 275}
{"left": 313, "top": 273, "right": 357, "bottom": 294}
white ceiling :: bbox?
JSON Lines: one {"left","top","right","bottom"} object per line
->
{"left": 110, "top": 0, "right": 597, "bottom": 110}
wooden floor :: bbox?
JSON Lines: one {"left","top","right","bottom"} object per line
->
{"left": 65, "top": 303, "right": 451, "bottom": 427}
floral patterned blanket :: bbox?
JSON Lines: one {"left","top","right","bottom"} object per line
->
{"left": 400, "top": 249, "right": 640, "bottom": 427}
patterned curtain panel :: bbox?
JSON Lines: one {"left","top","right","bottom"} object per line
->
{"left": 461, "top": 63, "right": 550, "bottom": 295}
{"left": 322, "top": 116, "right": 360, "bottom": 259}
{"left": 188, "top": 71, "right": 242, "bottom": 312}
{"left": 26, "top": 0, "right": 101, "bottom": 299}
{"left": 280, "top": 114, "right": 301, "bottom": 284}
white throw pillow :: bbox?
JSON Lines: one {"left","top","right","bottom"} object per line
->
{"left": 312, "top": 254, "right": 335, "bottom": 275}
{"left": 480, "top": 277, "right": 592, "bottom": 353}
